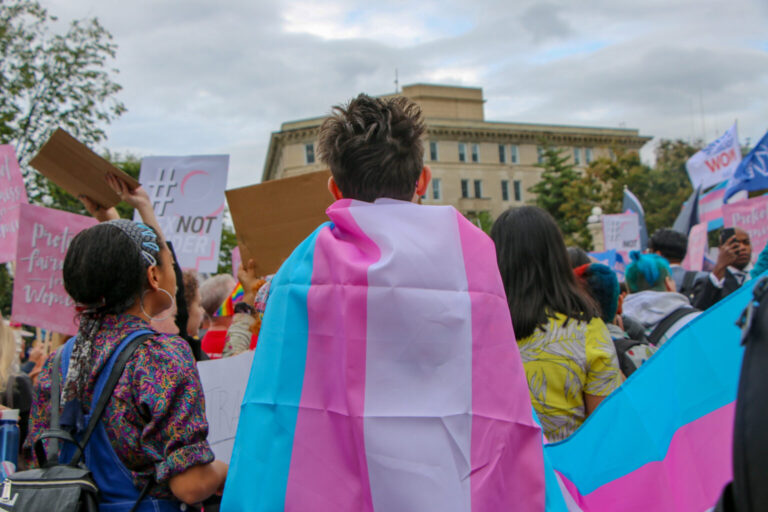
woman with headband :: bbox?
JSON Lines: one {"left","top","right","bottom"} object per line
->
{"left": 26, "top": 218, "right": 227, "bottom": 510}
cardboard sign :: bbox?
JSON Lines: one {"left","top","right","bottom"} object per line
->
{"left": 681, "top": 222, "right": 708, "bottom": 271}
{"left": 602, "top": 212, "right": 641, "bottom": 258}
{"left": 197, "top": 350, "right": 255, "bottom": 463}
{"left": 686, "top": 123, "right": 742, "bottom": 190}
{"left": 29, "top": 129, "right": 139, "bottom": 208}
{"left": 136, "top": 155, "right": 229, "bottom": 273}
{"left": 722, "top": 194, "right": 768, "bottom": 262}
{"left": 11, "top": 204, "right": 97, "bottom": 334}
{"left": 226, "top": 170, "right": 333, "bottom": 275}
{"left": 231, "top": 245, "right": 241, "bottom": 278}
{"left": 0, "top": 146, "right": 29, "bottom": 262}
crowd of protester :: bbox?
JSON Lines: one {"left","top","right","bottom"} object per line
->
{"left": 1, "top": 92, "right": 766, "bottom": 510}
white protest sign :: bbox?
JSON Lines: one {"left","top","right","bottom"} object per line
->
{"left": 137, "top": 155, "right": 228, "bottom": 272}
{"left": 197, "top": 349, "right": 254, "bottom": 463}
{"left": 602, "top": 212, "right": 641, "bottom": 258}
{"left": 686, "top": 123, "right": 742, "bottom": 190}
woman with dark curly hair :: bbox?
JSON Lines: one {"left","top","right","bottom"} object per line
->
{"left": 26, "top": 217, "right": 227, "bottom": 510}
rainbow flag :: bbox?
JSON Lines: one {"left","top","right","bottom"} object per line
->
{"left": 215, "top": 282, "right": 245, "bottom": 317}
{"left": 545, "top": 276, "right": 758, "bottom": 511}
{"left": 222, "top": 199, "right": 547, "bottom": 511}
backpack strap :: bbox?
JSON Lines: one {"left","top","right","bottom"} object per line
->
{"left": 647, "top": 306, "right": 697, "bottom": 345}
{"left": 47, "top": 346, "right": 65, "bottom": 461}
{"left": 68, "top": 330, "right": 153, "bottom": 466}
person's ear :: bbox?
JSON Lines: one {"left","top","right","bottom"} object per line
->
{"left": 415, "top": 165, "right": 432, "bottom": 197}
{"left": 327, "top": 176, "right": 344, "bottom": 200}
{"left": 665, "top": 275, "right": 676, "bottom": 292}
{"left": 146, "top": 265, "right": 161, "bottom": 292}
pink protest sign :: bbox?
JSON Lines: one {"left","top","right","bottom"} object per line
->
{"left": 682, "top": 222, "right": 708, "bottom": 271}
{"left": 11, "top": 204, "right": 97, "bottom": 334}
{"left": 231, "top": 245, "right": 241, "bottom": 278}
{"left": 723, "top": 194, "right": 768, "bottom": 263}
{"left": 0, "top": 145, "right": 29, "bottom": 262}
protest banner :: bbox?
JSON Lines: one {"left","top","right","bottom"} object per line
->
{"left": 197, "top": 350, "right": 254, "bottom": 463}
{"left": 681, "top": 222, "right": 708, "bottom": 271}
{"left": 226, "top": 170, "right": 332, "bottom": 276}
{"left": 11, "top": 204, "right": 97, "bottom": 335}
{"left": 136, "top": 155, "right": 229, "bottom": 273}
{"left": 602, "top": 212, "right": 640, "bottom": 262}
{"left": 722, "top": 194, "right": 768, "bottom": 262}
{"left": 0, "top": 146, "right": 29, "bottom": 262}
{"left": 231, "top": 245, "right": 241, "bottom": 278}
{"left": 686, "top": 123, "right": 741, "bottom": 190}
{"left": 29, "top": 128, "right": 139, "bottom": 208}
{"left": 699, "top": 186, "right": 748, "bottom": 230}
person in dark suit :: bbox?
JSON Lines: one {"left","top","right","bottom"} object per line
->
{"left": 692, "top": 227, "right": 752, "bottom": 310}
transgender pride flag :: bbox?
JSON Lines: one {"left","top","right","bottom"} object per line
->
{"left": 221, "top": 199, "right": 548, "bottom": 511}
{"left": 546, "top": 275, "right": 759, "bottom": 511}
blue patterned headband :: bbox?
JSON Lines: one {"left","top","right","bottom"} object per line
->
{"left": 104, "top": 219, "right": 161, "bottom": 267}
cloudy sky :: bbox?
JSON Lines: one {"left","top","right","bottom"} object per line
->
{"left": 40, "top": 0, "right": 768, "bottom": 188}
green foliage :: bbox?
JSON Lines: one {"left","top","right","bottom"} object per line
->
{"left": 217, "top": 223, "right": 238, "bottom": 275}
{"left": 0, "top": 265, "right": 13, "bottom": 317}
{"left": 528, "top": 141, "right": 588, "bottom": 246}
{"left": 465, "top": 210, "right": 494, "bottom": 235}
{"left": 0, "top": 0, "right": 125, "bottom": 202}
{"left": 534, "top": 139, "right": 700, "bottom": 250}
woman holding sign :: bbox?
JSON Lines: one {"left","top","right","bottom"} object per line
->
{"left": 26, "top": 215, "right": 227, "bottom": 508}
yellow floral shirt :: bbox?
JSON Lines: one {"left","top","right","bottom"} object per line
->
{"left": 518, "top": 313, "right": 622, "bottom": 442}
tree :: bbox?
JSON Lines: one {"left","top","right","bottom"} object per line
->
{"left": 528, "top": 141, "right": 584, "bottom": 245}
{"left": 217, "top": 223, "right": 239, "bottom": 275}
{"left": 0, "top": 0, "right": 125, "bottom": 202}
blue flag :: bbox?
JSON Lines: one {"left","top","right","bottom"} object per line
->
{"left": 622, "top": 187, "right": 648, "bottom": 250}
{"left": 724, "top": 130, "right": 768, "bottom": 201}
{"left": 673, "top": 186, "right": 701, "bottom": 235}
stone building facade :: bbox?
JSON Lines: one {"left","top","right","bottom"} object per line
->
{"left": 261, "top": 84, "right": 651, "bottom": 221}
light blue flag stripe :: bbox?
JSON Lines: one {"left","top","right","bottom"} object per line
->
{"left": 545, "top": 277, "right": 756, "bottom": 495}
{"left": 221, "top": 223, "right": 331, "bottom": 512}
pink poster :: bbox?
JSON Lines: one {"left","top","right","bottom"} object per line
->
{"left": 723, "top": 195, "right": 768, "bottom": 263}
{"left": 682, "top": 223, "right": 708, "bottom": 271}
{"left": 0, "top": 145, "right": 29, "bottom": 262}
{"left": 11, "top": 204, "right": 97, "bottom": 334}
{"left": 231, "top": 245, "right": 241, "bottom": 278}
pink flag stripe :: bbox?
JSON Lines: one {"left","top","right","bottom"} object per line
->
{"left": 285, "top": 200, "right": 378, "bottom": 511}
{"left": 456, "top": 212, "right": 546, "bottom": 511}
{"left": 560, "top": 402, "right": 734, "bottom": 512}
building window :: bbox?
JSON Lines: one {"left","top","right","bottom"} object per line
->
{"left": 498, "top": 144, "right": 506, "bottom": 163}
{"left": 585, "top": 147, "right": 593, "bottom": 163}
{"left": 537, "top": 146, "right": 544, "bottom": 164}
{"left": 514, "top": 180, "right": 522, "bottom": 202}
{"left": 430, "top": 141, "right": 438, "bottom": 161}
{"left": 474, "top": 179, "right": 483, "bottom": 198}
{"left": 305, "top": 143, "right": 315, "bottom": 164}
{"left": 574, "top": 147, "right": 581, "bottom": 165}
{"left": 458, "top": 143, "right": 467, "bottom": 162}
{"left": 501, "top": 180, "right": 509, "bottom": 201}
{"left": 432, "top": 178, "right": 442, "bottom": 201}
{"left": 461, "top": 179, "right": 470, "bottom": 198}
{"left": 510, "top": 145, "right": 519, "bottom": 163}
{"left": 471, "top": 143, "right": 479, "bottom": 163}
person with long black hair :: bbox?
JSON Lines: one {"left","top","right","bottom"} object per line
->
{"left": 491, "top": 206, "right": 623, "bottom": 441}
{"left": 26, "top": 217, "right": 227, "bottom": 509}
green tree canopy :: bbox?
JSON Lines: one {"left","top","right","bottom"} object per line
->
{"left": 0, "top": 0, "right": 125, "bottom": 201}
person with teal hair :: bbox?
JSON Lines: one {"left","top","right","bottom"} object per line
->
{"left": 622, "top": 251, "right": 700, "bottom": 346}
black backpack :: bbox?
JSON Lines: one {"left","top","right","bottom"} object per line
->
{"left": 0, "top": 333, "right": 152, "bottom": 512}
{"left": 612, "top": 336, "right": 657, "bottom": 377}
{"left": 647, "top": 306, "right": 699, "bottom": 346}
{"left": 715, "top": 277, "right": 768, "bottom": 512}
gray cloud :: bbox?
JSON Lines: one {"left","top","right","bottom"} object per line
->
{"left": 37, "top": 0, "right": 768, "bottom": 186}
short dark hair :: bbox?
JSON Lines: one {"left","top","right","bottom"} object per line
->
{"left": 567, "top": 246, "right": 591, "bottom": 268}
{"left": 490, "top": 206, "right": 599, "bottom": 339}
{"left": 317, "top": 94, "right": 426, "bottom": 202}
{"left": 649, "top": 228, "right": 687, "bottom": 263}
